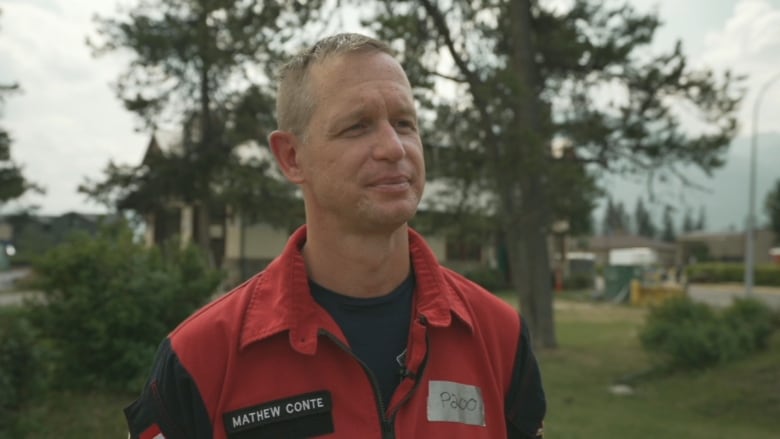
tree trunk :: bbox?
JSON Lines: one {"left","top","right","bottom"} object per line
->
{"left": 418, "top": 0, "right": 558, "bottom": 347}
{"left": 502, "top": 185, "right": 558, "bottom": 349}
{"left": 194, "top": 8, "right": 217, "bottom": 269}
{"left": 505, "top": 0, "right": 557, "bottom": 348}
{"left": 196, "top": 202, "right": 216, "bottom": 268}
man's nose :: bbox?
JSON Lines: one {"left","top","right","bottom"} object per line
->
{"left": 372, "top": 121, "right": 406, "bottom": 161}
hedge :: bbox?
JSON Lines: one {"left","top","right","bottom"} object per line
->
{"left": 0, "top": 307, "right": 47, "bottom": 434}
{"left": 26, "top": 222, "right": 222, "bottom": 392}
{"left": 640, "top": 296, "right": 778, "bottom": 370}
{"left": 686, "top": 263, "right": 780, "bottom": 286}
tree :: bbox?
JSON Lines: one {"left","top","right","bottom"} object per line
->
{"left": 634, "top": 197, "right": 656, "bottom": 238}
{"left": 0, "top": 10, "right": 38, "bottom": 207}
{"left": 696, "top": 205, "right": 707, "bottom": 231}
{"left": 603, "top": 197, "right": 630, "bottom": 235}
{"left": 84, "top": 0, "right": 321, "bottom": 263}
{"left": 681, "top": 208, "right": 696, "bottom": 233}
{"left": 766, "top": 179, "right": 780, "bottom": 244}
{"left": 366, "top": 0, "right": 742, "bottom": 347}
{"left": 661, "top": 205, "right": 676, "bottom": 243}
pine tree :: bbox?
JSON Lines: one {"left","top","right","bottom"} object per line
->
{"left": 661, "top": 206, "right": 677, "bottom": 242}
{"left": 766, "top": 179, "right": 780, "bottom": 244}
{"left": 634, "top": 197, "right": 656, "bottom": 238}
{"left": 82, "top": 0, "right": 322, "bottom": 263}
{"left": 696, "top": 205, "right": 707, "bottom": 231}
{"left": 366, "top": 0, "right": 742, "bottom": 347}
{"left": 681, "top": 208, "right": 696, "bottom": 233}
{"left": 0, "top": 9, "right": 39, "bottom": 206}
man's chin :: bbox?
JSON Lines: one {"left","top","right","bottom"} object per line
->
{"left": 358, "top": 208, "right": 417, "bottom": 233}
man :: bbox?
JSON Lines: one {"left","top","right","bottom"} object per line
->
{"left": 125, "top": 33, "right": 546, "bottom": 439}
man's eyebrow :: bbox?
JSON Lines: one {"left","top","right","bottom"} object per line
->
{"left": 331, "top": 107, "right": 367, "bottom": 126}
{"left": 395, "top": 103, "right": 418, "bottom": 117}
{"left": 325, "top": 107, "right": 368, "bottom": 135}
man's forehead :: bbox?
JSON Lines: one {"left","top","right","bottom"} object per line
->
{"left": 309, "top": 51, "right": 410, "bottom": 87}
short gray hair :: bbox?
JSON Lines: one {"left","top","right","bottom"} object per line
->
{"left": 275, "top": 33, "right": 396, "bottom": 137}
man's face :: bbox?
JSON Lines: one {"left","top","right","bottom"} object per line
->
{"left": 295, "top": 51, "right": 425, "bottom": 233}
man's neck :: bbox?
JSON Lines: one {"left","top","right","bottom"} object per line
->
{"left": 302, "top": 223, "right": 411, "bottom": 298}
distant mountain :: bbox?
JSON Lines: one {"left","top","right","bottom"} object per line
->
{"left": 599, "top": 132, "right": 780, "bottom": 233}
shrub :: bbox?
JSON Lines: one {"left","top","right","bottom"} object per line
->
{"left": 26, "top": 222, "right": 222, "bottom": 392}
{"left": 639, "top": 297, "right": 726, "bottom": 369}
{"left": 639, "top": 296, "right": 778, "bottom": 370}
{"left": 687, "top": 263, "right": 780, "bottom": 286}
{"left": 464, "top": 267, "right": 508, "bottom": 291}
{"left": 0, "top": 308, "right": 48, "bottom": 433}
{"left": 564, "top": 273, "right": 594, "bottom": 290}
{"left": 721, "top": 298, "right": 775, "bottom": 352}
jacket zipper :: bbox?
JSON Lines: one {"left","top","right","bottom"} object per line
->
{"left": 388, "top": 333, "right": 428, "bottom": 437}
{"left": 320, "top": 330, "right": 395, "bottom": 438}
{"left": 385, "top": 321, "right": 430, "bottom": 432}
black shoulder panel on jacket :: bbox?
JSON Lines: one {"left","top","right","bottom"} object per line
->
{"left": 125, "top": 338, "right": 212, "bottom": 439}
{"left": 505, "top": 317, "right": 546, "bottom": 439}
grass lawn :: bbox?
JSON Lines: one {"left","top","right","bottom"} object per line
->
{"left": 530, "top": 295, "right": 780, "bottom": 438}
{"left": 9, "top": 295, "right": 780, "bottom": 438}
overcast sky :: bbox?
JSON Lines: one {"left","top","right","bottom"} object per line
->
{"left": 1, "top": 0, "right": 779, "bottom": 232}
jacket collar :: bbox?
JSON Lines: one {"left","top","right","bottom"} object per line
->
{"left": 239, "top": 225, "right": 474, "bottom": 354}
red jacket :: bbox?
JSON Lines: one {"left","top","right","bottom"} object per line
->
{"left": 125, "top": 226, "right": 545, "bottom": 439}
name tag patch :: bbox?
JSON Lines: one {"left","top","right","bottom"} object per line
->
{"left": 223, "top": 391, "right": 332, "bottom": 435}
{"left": 427, "top": 380, "right": 485, "bottom": 427}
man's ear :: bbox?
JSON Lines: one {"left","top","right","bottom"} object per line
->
{"left": 268, "top": 130, "right": 305, "bottom": 184}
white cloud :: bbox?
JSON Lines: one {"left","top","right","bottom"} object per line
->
{"left": 697, "top": 0, "right": 780, "bottom": 141}
{"left": 2, "top": 0, "right": 779, "bottom": 219}
{"left": 1, "top": 1, "right": 147, "bottom": 214}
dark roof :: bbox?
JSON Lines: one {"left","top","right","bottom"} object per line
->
{"left": 582, "top": 234, "right": 676, "bottom": 251}
{"left": 677, "top": 228, "right": 774, "bottom": 243}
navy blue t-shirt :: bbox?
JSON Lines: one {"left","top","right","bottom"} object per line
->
{"left": 310, "top": 273, "right": 414, "bottom": 409}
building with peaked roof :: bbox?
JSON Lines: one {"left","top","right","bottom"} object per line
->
{"left": 571, "top": 233, "right": 678, "bottom": 267}
{"left": 0, "top": 211, "right": 117, "bottom": 265}
{"left": 677, "top": 228, "right": 775, "bottom": 265}
{"left": 136, "top": 133, "right": 500, "bottom": 288}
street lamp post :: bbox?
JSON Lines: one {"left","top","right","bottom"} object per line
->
{"left": 746, "top": 72, "right": 780, "bottom": 297}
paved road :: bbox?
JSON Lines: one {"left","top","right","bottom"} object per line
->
{"left": 0, "top": 268, "right": 39, "bottom": 307}
{"left": 688, "top": 283, "right": 780, "bottom": 310}
{"left": 0, "top": 267, "right": 30, "bottom": 290}
{"left": 0, "top": 291, "right": 41, "bottom": 307}
{"left": 3, "top": 273, "right": 780, "bottom": 310}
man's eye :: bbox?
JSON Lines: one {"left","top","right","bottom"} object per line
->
{"left": 343, "top": 123, "right": 367, "bottom": 135}
{"left": 395, "top": 120, "right": 417, "bottom": 131}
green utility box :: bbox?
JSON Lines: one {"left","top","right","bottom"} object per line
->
{"left": 0, "top": 251, "right": 8, "bottom": 271}
{"left": 603, "top": 265, "right": 642, "bottom": 302}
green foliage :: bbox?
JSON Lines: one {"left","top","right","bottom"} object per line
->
{"left": 640, "top": 297, "right": 723, "bottom": 369}
{"left": 681, "top": 205, "right": 708, "bottom": 234}
{"left": 367, "top": 0, "right": 741, "bottom": 347}
{"left": 687, "top": 263, "right": 780, "bottom": 286}
{"left": 0, "top": 308, "right": 48, "bottom": 434}
{"left": 766, "top": 179, "right": 780, "bottom": 244}
{"left": 722, "top": 298, "right": 775, "bottom": 352}
{"left": 639, "top": 297, "right": 778, "bottom": 370}
{"left": 464, "top": 267, "right": 508, "bottom": 291}
{"left": 603, "top": 197, "right": 631, "bottom": 235}
{"left": 564, "top": 273, "right": 594, "bottom": 290}
{"left": 83, "top": 0, "right": 325, "bottom": 259}
{"left": 661, "top": 205, "right": 676, "bottom": 243}
{"left": 26, "top": 222, "right": 221, "bottom": 392}
{"left": 634, "top": 197, "right": 656, "bottom": 238}
{"left": 0, "top": 80, "right": 39, "bottom": 207}
{"left": 1, "top": 8, "right": 40, "bottom": 206}
{"left": 685, "top": 241, "right": 711, "bottom": 264}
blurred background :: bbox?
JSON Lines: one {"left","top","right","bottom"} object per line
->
{"left": 1, "top": 0, "right": 779, "bottom": 437}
